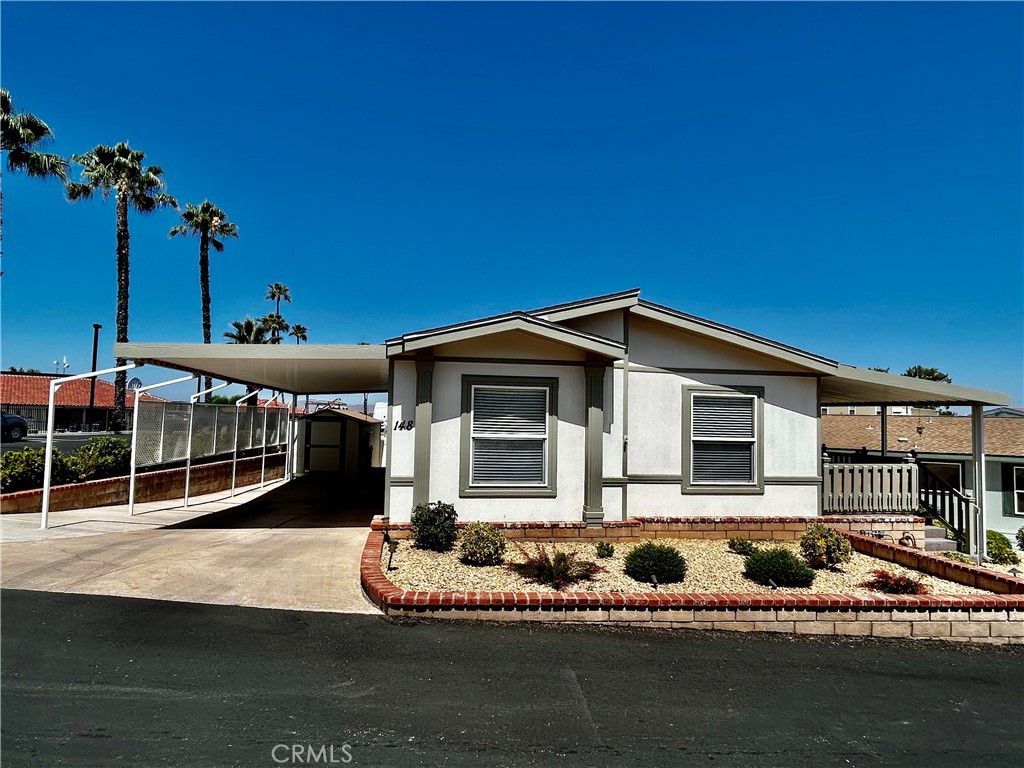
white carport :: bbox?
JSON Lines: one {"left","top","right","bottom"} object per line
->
{"left": 38, "top": 344, "right": 391, "bottom": 529}
{"left": 819, "top": 366, "right": 1011, "bottom": 559}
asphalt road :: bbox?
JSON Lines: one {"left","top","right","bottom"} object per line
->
{"left": 2, "top": 590, "right": 1022, "bottom": 768}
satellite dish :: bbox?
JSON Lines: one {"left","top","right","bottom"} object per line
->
{"left": 127, "top": 377, "right": 143, "bottom": 391}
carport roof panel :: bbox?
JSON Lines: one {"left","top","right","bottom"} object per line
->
{"left": 821, "top": 365, "right": 1011, "bottom": 407}
{"left": 115, "top": 343, "right": 390, "bottom": 395}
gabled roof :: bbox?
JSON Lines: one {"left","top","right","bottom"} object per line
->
{"left": 386, "top": 312, "right": 627, "bottom": 359}
{"left": 529, "top": 288, "right": 641, "bottom": 322}
{"left": 631, "top": 300, "right": 839, "bottom": 373}
{"left": 822, "top": 415, "right": 1024, "bottom": 458}
{"left": 0, "top": 373, "right": 164, "bottom": 408}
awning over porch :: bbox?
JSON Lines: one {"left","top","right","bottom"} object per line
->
{"left": 114, "top": 343, "right": 390, "bottom": 395}
{"left": 820, "top": 365, "right": 1011, "bottom": 408}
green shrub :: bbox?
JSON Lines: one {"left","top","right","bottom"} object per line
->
{"left": 595, "top": 541, "right": 615, "bottom": 559}
{"left": 937, "top": 550, "right": 972, "bottom": 564}
{"left": 410, "top": 501, "right": 459, "bottom": 552}
{"left": 1017, "top": 527, "right": 1024, "bottom": 552}
{"left": 858, "top": 569, "right": 929, "bottom": 595}
{"left": 0, "top": 447, "right": 73, "bottom": 493}
{"left": 67, "top": 436, "right": 131, "bottom": 482}
{"left": 744, "top": 547, "right": 815, "bottom": 588}
{"left": 799, "top": 523, "right": 852, "bottom": 569}
{"left": 986, "top": 530, "right": 1021, "bottom": 566}
{"left": 458, "top": 522, "right": 507, "bottom": 566}
{"left": 509, "top": 544, "right": 600, "bottom": 590}
{"left": 728, "top": 537, "right": 759, "bottom": 556}
{"left": 623, "top": 541, "right": 688, "bottom": 585}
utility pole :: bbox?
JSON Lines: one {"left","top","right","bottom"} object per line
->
{"left": 89, "top": 324, "right": 102, "bottom": 430}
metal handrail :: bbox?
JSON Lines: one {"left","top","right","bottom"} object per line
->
{"left": 917, "top": 463, "right": 969, "bottom": 548}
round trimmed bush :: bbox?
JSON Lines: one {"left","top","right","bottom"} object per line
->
{"left": 623, "top": 541, "right": 687, "bottom": 584}
{"left": 799, "top": 523, "right": 852, "bottom": 569}
{"left": 67, "top": 436, "right": 131, "bottom": 482}
{"left": 459, "top": 522, "right": 507, "bottom": 566}
{"left": 410, "top": 501, "right": 458, "bottom": 552}
{"left": 744, "top": 547, "right": 816, "bottom": 588}
{"left": 1017, "top": 527, "right": 1024, "bottom": 552}
{"left": 986, "top": 530, "right": 1021, "bottom": 566}
{"left": 728, "top": 537, "right": 759, "bottom": 557}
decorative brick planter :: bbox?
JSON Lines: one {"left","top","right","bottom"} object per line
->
{"left": 1, "top": 454, "right": 286, "bottom": 514}
{"left": 360, "top": 526, "right": 1024, "bottom": 644}
{"left": 371, "top": 515, "right": 928, "bottom": 545}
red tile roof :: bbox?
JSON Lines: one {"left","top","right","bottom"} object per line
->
{"left": 0, "top": 373, "right": 164, "bottom": 408}
{"left": 822, "top": 415, "right": 1024, "bottom": 458}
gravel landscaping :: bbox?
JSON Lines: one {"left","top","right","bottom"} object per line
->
{"left": 382, "top": 538, "right": 996, "bottom": 596}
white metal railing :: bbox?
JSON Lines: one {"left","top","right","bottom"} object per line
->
{"left": 822, "top": 460, "right": 918, "bottom": 514}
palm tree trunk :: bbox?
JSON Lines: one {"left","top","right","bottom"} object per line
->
{"left": 112, "top": 189, "right": 130, "bottom": 431}
{"left": 199, "top": 230, "right": 213, "bottom": 401}
{"left": 273, "top": 296, "right": 281, "bottom": 339}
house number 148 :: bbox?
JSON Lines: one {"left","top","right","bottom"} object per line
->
{"left": 394, "top": 420, "right": 414, "bottom": 431}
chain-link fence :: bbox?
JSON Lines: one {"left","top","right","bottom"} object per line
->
{"left": 133, "top": 401, "right": 288, "bottom": 468}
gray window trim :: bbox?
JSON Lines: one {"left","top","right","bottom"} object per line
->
{"left": 681, "top": 384, "right": 765, "bottom": 495}
{"left": 460, "top": 375, "right": 558, "bottom": 498}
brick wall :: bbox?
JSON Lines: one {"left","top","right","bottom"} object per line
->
{"left": 361, "top": 530, "right": 1024, "bottom": 644}
{"left": 373, "top": 515, "right": 927, "bottom": 547}
{"left": 1, "top": 454, "right": 286, "bottom": 514}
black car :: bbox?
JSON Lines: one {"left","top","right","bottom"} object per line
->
{"left": 1, "top": 413, "right": 29, "bottom": 442}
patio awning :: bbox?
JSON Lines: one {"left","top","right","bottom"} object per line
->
{"left": 114, "top": 343, "right": 390, "bottom": 395}
{"left": 820, "top": 365, "right": 1010, "bottom": 407}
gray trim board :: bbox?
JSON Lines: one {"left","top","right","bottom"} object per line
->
{"left": 390, "top": 476, "right": 414, "bottom": 487}
{"left": 764, "top": 476, "right": 822, "bottom": 486}
{"left": 617, "top": 363, "right": 819, "bottom": 378}
{"left": 583, "top": 364, "right": 606, "bottom": 525}
{"left": 412, "top": 360, "right": 434, "bottom": 506}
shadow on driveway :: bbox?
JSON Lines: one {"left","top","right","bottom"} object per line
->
{"left": 163, "top": 472, "right": 381, "bottom": 530}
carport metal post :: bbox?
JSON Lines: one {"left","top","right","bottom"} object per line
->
{"left": 40, "top": 363, "right": 138, "bottom": 530}
{"left": 184, "top": 380, "right": 230, "bottom": 508}
{"left": 127, "top": 373, "right": 196, "bottom": 516}
{"left": 231, "top": 388, "right": 261, "bottom": 497}
{"left": 286, "top": 393, "right": 299, "bottom": 481}
{"left": 261, "top": 391, "right": 284, "bottom": 488}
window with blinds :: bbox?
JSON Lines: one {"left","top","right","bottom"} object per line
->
{"left": 470, "top": 386, "right": 549, "bottom": 486}
{"left": 690, "top": 393, "right": 756, "bottom": 485}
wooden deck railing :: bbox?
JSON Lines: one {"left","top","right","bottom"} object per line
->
{"left": 821, "top": 458, "right": 918, "bottom": 514}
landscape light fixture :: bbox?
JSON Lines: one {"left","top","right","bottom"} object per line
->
{"left": 898, "top": 532, "right": 917, "bottom": 548}
{"left": 768, "top": 579, "right": 779, "bottom": 590}
{"left": 650, "top": 574, "right": 658, "bottom": 591}
{"left": 387, "top": 539, "right": 399, "bottom": 571}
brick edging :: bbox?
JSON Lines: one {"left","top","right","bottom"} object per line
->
{"left": 359, "top": 531, "right": 1024, "bottom": 643}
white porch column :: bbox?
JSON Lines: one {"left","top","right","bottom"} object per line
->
{"left": 971, "top": 404, "right": 986, "bottom": 560}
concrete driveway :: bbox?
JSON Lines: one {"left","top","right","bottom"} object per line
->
{"left": 0, "top": 475, "right": 380, "bottom": 614}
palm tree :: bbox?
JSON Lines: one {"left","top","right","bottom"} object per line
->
{"left": 223, "top": 317, "right": 277, "bottom": 345}
{"left": 265, "top": 282, "right": 291, "bottom": 338}
{"left": 169, "top": 201, "right": 238, "bottom": 400}
{"left": 289, "top": 324, "right": 308, "bottom": 344}
{"left": 1, "top": 88, "right": 68, "bottom": 267}
{"left": 260, "top": 312, "right": 289, "bottom": 340}
{"left": 66, "top": 142, "right": 176, "bottom": 429}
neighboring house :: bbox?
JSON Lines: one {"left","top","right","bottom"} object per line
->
{"left": 821, "top": 405, "right": 936, "bottom": 416}
{"left": 985, "top": 406, "right": 1024, "bottom": 419}
{"left": 822, "top": 415, "right": 1024, "bottom": 539}
{"left": 0, "top": 372, "right": 163, "bottom": 432}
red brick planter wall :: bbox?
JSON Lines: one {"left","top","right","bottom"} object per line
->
{"left": 372, "top": 515, "right": 927, "bottom": 546}
{"left": 360, "top": 529, "right": 1024, "bottom": 644}
{"left": 1, "top": 454, "right": 286, "bottom": 514}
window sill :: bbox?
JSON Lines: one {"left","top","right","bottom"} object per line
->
{"left": 682, "top": 485, "right": 765, "bottom": 496}
{"left": 460, "top": 487, "right": 557, "bottom": 499}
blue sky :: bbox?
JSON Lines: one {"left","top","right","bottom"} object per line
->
{"left": 2, "top": 2, "right": 1021, "bottom": 405}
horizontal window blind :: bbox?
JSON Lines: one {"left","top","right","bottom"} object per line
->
{"left": 473, "top": 388, "right": 547, "bottom": 436}
{"left": 690, "top": 392, "right": 757, "bottom": 485}
{"left": 692, "top": 442, "right": 754, "bottom": 484}
{"left": 471, "top": 385, "right": 548, "bottom": 486}
{"left": 692, "top": 395, "right": 754, "bottom": 439}
{"left": 471, "top": 439, "right": 545, "bottom": 484}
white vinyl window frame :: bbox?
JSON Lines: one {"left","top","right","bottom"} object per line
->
{"left": 681, "top": 384, "right": 765, "bottom": 495}
{"left": 1015, "top": 466, "right": 1024, "bottom": 517}
{"left": 460, "top": 375, "right": 558, "bottom": 498}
